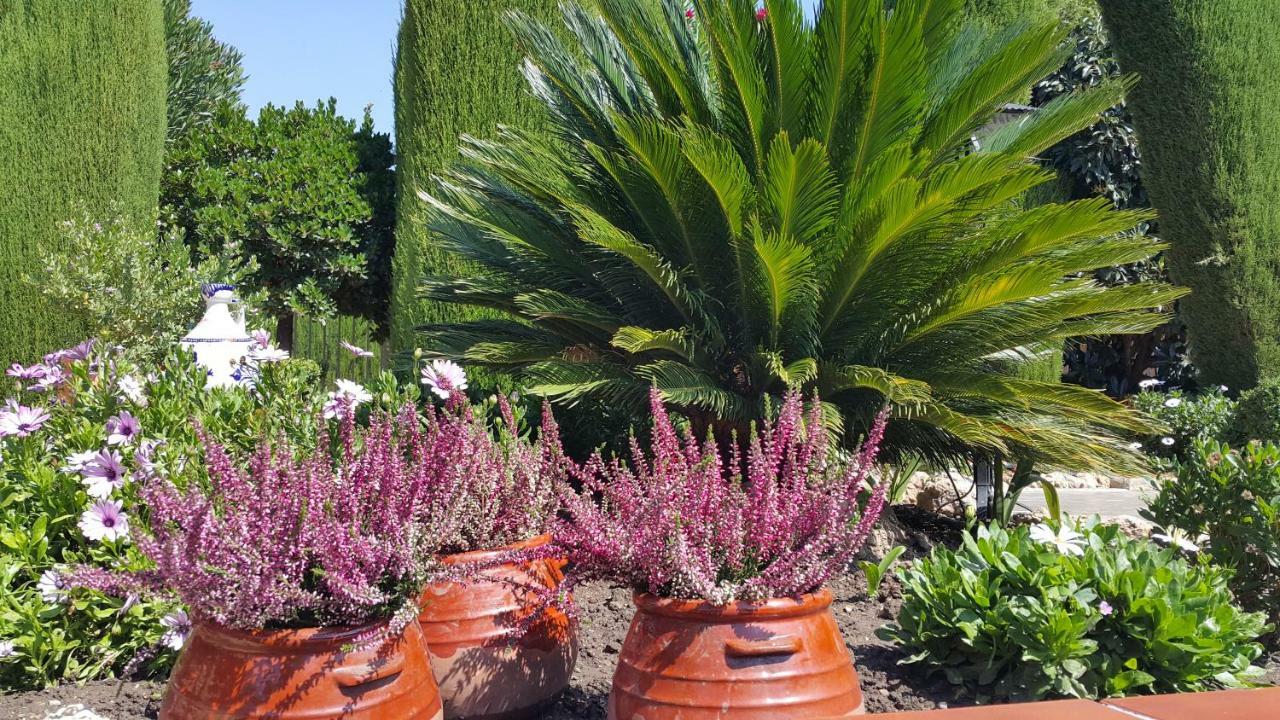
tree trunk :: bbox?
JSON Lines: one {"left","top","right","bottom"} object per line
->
{"left": 276, "top": 313, "right": 295, "bottom": 354}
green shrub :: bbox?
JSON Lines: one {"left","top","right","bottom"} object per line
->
{"left": 1144, "top": 440, "right": 1280, "bottom": 631}
{"left": 389, "top": 0, "right": 561, "bottom": 354}
{"left": 161, "top": 101, "right": 395, "bottom": 351}
{"left": 163, "top": 0, "right": 245, "bottom": 145}
{"left": 0, "top": 0, "right": 167, "bottom": 362}
{"left": 1133, "top": 387, "right": 1236, "bottom": 461}
{"left": 30, "top": 213, "right": 261, "bottom": 366}
{"left": 880, "top": 520, "right": 1268, "bottom": 701}
{"left": 1231, "top": 379, "right": 1280, "bottom": 445}
{"left": 1098, "top": 1, "right": 1280, "bottom": 391}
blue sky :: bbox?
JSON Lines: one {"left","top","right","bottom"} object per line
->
{"left": 192, "top": 1, "right": 822, "bottom": 136}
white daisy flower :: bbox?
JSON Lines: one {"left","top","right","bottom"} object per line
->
{"left": 1028, "top": 523, "right": 1086, "bottom": 557}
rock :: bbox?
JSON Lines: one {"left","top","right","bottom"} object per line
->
{"left": 1107, "top": 514, "right": 1156, "bottom": 540}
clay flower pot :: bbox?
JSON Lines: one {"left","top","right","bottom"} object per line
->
{"left": 610, "top": 588, "right": 864, "bottom": 719}
{"left": 160, "top": 617, "right": 442, "bottom": 719}
{"left": 419, "top": 534, "right": 578, "bottom": 719}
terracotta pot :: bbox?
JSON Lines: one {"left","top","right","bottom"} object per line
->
{"left": 160, "top": 617, "right": 442, "bottom": 719}
{"left": 610, "top": 588, "right": 865, "bottom": 719}
{"left": 419, "top": 534, "right": 577, "bottom": 720}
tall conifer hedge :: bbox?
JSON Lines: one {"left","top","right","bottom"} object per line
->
{"left": 1100, "top": 0, "right": 1280, "bottom": 390}
{"left": 0, "top": 0, "right": 167, "bottom": 362}
{"left": 389, "top": 0, "right": 559, "bottom": 354}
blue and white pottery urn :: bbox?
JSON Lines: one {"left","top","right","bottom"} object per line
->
{"left": 181, "top": 284, "right": 252, "bottom": 388}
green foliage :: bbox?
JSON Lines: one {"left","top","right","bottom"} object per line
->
{"left": 30, "top": 213, "right": 261, "bottom": 366}
{"left": 1133, "top": 387, "right": 1236, "bottom": 461}
{"left": 389, "top": 0, "right": 562, "bottom": 354}
{"left": 161, "top": 101, "right": 396, "bottom": 347}
{"left": 965, "top": 0, "right": 1094, "bottom": 34}
{"left": 1231, "top": 379, "right": 1280, "bottom": 446}
{"left": 1098, "top": 1, "right": 1280, "bottom": 391}
{"left": 163, "top": 0, "right": 245, "bottom": 145}
{"left": 859, "top": 545, "right": 905, "bottom": 598}
{"left": 880, "top": 520, "right": 1268, "bottom": 701}
{"left": 1145, "top": 440, "right": 1280, "bottom": 631}
{"left": 0, "top": 0, "right": 167, "bottom": 363}
{"left": 0, "top": 348, "right": 334, "bottom": 688}
{"left": 418, "top": 0, "right": 1182, "bottom": 471}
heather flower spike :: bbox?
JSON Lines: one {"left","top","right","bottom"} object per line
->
{"left": 552, "top": 388, "right": 890, "bottom": 606}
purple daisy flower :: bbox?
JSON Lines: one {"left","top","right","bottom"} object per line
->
{"left": 6, "top": 363, "right": 46, "bottom": 381}
{"left": 0, "top": 402, "right": 51, "bottom": 438}
{"left": 79, "top": 499, "right": 129, "bottom": 543}
{"left": 105, "top": 411, "right": 141, "bottom": 446}
{"left": 26, "top": 365, "right": 66, "bottom": 393}
{"left": 44, "top": 339, "right": 95, "bottom": 365}
{"left": 81, "top": 450, "right": 127, "bottom": 498}
{"left": 339, "top": 340, "right": 375, "bottom": 359}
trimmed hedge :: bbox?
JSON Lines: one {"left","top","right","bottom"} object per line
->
{"left": 389, "top": 0, "right": 560, "bottom": 354}
{"left": 0, "top": 0, "right": 167, "bottom": 362}
{"left": 1099, "top": 0, "right": 1280, "bottom": 391}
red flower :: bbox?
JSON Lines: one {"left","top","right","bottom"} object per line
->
{"left": 686, "top": 8, "right": 695, "bottom": 19}
{"left": 756, "top": 7, "right": 767, "bottom": 21}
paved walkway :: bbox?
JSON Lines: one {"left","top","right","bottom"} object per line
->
{"left": 1018, "top": 487, "right": 1148, "bottom": 519}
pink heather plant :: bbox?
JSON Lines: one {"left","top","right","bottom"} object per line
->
{"left": 553, "top": 388, "right": 889, "bottom": 605}
{"left": 420, "top": 394, "right": 566, "bottom": 553}
{"left": 71, "top": 405, "right": 461, "bottom": 632}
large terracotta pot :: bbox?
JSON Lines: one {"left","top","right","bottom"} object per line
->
{"left": 418, "top": 534, "right": 577, "bottom": 720}
{"left": 160, "top": 617, "right": 442, "bottom": 719}
{"left": 610, "top": 588, "right": 865, "bottom": 719}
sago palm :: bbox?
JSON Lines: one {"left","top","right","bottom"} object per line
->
{"left": 417, "top": 0, "right": 1183, "bottom": 472}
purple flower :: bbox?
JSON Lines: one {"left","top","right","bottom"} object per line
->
{"left": 160, "top": 609, "right": 191, "bottom": 650}
{"left": 134, "top": 439, "right": 164, "bottom": 481}
{"left": 81, "top": 450, "right": 127, "bottom": 498}
{"left": 26, "top": 365, "right": 66, "bottom": 393}
{"left": 1099, "top": 600, "right": 1114, "bottom": 616}
{"left": 6, "top": 363, "right": 46, "bottom": 381}
{"left": 249, "top": 329, "right": 271, "bottom": 350}
{"left": 0, "top": 402, "right": 51, "bottom": 438}
{"left": 105, "top": 411, "right": 141, "bottom": 446}
{"left": 44, "top": 339, "right": 95, "bottom": 364}
{"left": 339, "top": 341, "right": 375, "bottom": 359}
{"left": 79, "top": 499, "right": 130, "bottom": 543}
{"left": 421, "top": 359, "right": 467, "bottom": 400}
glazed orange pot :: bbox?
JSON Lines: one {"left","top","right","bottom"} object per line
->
{"left": 160, "top": 617, "right": 442, "bottom": 719}
{"left": 610, "top": 588, "right": 865, "bottom": 719}
{"left": 419, "top": 534, "right": 577, "bottom": 720}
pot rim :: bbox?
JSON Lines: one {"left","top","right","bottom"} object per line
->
{"left": 192, "top": 616, "right": 403, "bottom": 650}
{"left": 632, "top": 587, "right": 833, "bottom": 621}
{"left": 439, "top": 532, "right": 552, "bottom": 566}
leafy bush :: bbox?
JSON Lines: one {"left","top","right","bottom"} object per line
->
{"left": 161, "top": 100, "right": 395, "bottom": 349}
{"left": 0, "top": 344, "right": 329, "bottom": 688}
{"left": 1144, "top": 440, "right": 1280, "bottom": 631}
{"left": 881, "top": 520, "right": 1267, "bottom": 701}
{"left": 163, "top": 0, "right": 245, "bottom": 145}
{"left": 420, "top": 0, "right": 1179, "bottom": 472}
{"left": 1231, "top": 379, "right": 1280, "bottom": 445}
{"left": 1133, "top": 387, "right": 1236, "bottom": 460}
{"left": 32, "top": 213, "right": 260, "bottom": 366}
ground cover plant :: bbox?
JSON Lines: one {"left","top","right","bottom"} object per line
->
{"left": 1144, "top": 439, "right": 1280, "bottom": 635}
{"left": 1133, "top": 385, "right": 1235, "bottom": 461}
{"left": 550, "top": 388, "right": 888, "bottom": 604}
{"left": 418, "top": 0, "right": 1181, "bottom": 473}
{"left": 881, "top": 519, "right": 1269, "bottom": 701}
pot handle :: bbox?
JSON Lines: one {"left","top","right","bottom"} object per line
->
{"left": 724, "top": 635, "right": 803, "bottom": 658}
{"left": 332, "top": 654, "right": 406, "bottom": 688}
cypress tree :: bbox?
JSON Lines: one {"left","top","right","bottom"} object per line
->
{"left": 0, "top": 0, "right": 167, "bottom": 362}
{"left": 1099, "top": 0, "right": 1280, "bottom": 390}
{"left": 390, "top": 0, "right": 560, "bottom": 354}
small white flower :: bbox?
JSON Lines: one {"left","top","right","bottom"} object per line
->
{"left": 0, "top": 640, "right": 15, "bottom": 658}
{"left": 61, "top": 450, "right": 99, "bottom": 474}
{"left": 1028, "top": 523, "right": 1086, "bottom": 556}
{"left": 78, "top": 499, "right": 130, "bottom": 543}
{"left": 1138, "top": 379, "right": 1164, "bottom": 389}
{"left": 37, "top": 569, "right": 68, "bottom": 604}
{"left": 1161, "top": 436, "right": 1176, "bottom": 447}
{"left": 116, "top": 375, "right": 147, "bottom": 406}
{"left": 160, "top": 609, "right": 191, "bottom": 651}
{"left": 1219, "top": 385, "right": 1229, "bottom": 393}
{"left": 1163, "top": 397, "right": 1183, "bottom": 408}
{"left": 1128, "top": 442, "right": 1143, "bottom": 451}
{"left": 323, "top": 380, "right": 373, "bottom": 419}
{"left": 420, "top": 359, "right": 468, "bottom": 399}
{"left": 248, "top": 346, "right": 290, "bottom": 363}
{"left": 1153, "top": 526, "right": 1201, "bottom": 553}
